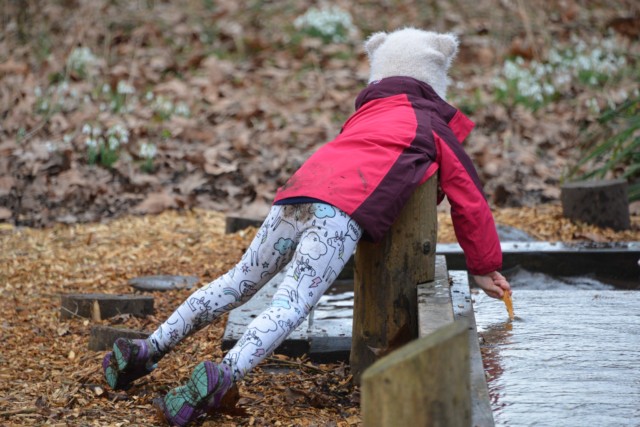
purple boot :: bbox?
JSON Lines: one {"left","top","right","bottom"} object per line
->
{"left": 153, "top": 361, "right": 234, "bottom": 426}
{"left": 102, "top": 338, "right": 160, "bottom": 390}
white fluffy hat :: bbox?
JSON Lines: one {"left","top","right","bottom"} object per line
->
{"left": 364, "top": 27, "right": 459, "bottom": 99}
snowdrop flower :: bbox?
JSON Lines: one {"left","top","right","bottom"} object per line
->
{"left": 116, "top": 80, "right": 135, "bottom": 95}
{"left": 67, "top": 47, "right": 97, "bottom": 77}
{"left": 145, "top": 91, "right": 154, "bottom": 101}
{"left": 139, "top": 142, "right": 157, "bottom": 159}
{"left": 294, "top": 6, "right": 355, "bottom": 43}
{"left": 107, "top": 135, "right": 120, "bottom": 150}
{"left": 175, "top": 102, "right": 191, "bottom": 117}
{"left": 153, "top": 96, "right": 174, "bottom": 118}
{"left": 586, "top": 98, "right": 600, "bottom": 113}
{"left": 102, "top": 84, "right": 111, "bottom": 94}
{"left": 82, "top": 123, "right": 92, "bottom": 135}
{"left": 107, "top": 124, "right": 129, "bottom": 144}
{"left": 85, "top": 137, "right": 98, "bottom": 148}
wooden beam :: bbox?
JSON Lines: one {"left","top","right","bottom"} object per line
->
{"left": 361, "top": 320, "right": 471, "bottom": 427}
{"left": 350, "top": 176, "right": 437, "bottom": 382}
{"left": 417, "top": 256, "right": 454, "bottom": 337}
{"left": 450, "top": 270, "right": 495, "bottom": 427}
{"left": 88, "top": 325, "right": 150, "bottom": 351}
{"left": 438, "top": 241, "right": 640, "bottom": 286}
{"left": 60, "top": 294, "right": 154, "bottom": 320}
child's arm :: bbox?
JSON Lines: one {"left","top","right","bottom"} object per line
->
{"left": 472, "top": 271, "right": 511, "bottom": 299}
{"left": 434, "top": 134, "right": 502, "bottom": 276}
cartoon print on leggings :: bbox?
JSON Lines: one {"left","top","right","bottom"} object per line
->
{"left": 238, "top": 206, "right": 297, "bottom": 277}
{"left": 260, "top": 237, "right": 295, "bottom": 279}
{"left": 145, "top": 202, "right": 364, "bottom": 382}
{"left": 226, "top": 313, "right": 280, "bottom": 376}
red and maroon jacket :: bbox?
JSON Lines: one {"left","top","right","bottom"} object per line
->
{"left": 274, "top": 76, "right": 502, "bottom": 275}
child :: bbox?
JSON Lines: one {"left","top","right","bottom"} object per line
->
{"left": 102, "top": 27, "right": 511, "bottom": 426}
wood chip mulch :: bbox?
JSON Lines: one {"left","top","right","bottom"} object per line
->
{"left": 1, "top": 205, "right": 638, "bottom": 426}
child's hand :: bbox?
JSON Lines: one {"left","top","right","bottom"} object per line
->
{"left": 472, "top": 271, "right": 511, "bottom": 299}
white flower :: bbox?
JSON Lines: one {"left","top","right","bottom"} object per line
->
{"left": 175, "top": 102, "right": 191, "bottom": 117}
{"left": 107, "top": 124, "right": 130, "bottom": 144}
{"left": 139, "top": 142, "right": 157, "bottom": 159}
{"left": 294, "top": 6, "right": 355, "bottom": 43}
{"left": 82, "top": 123, "right": 92, "bottom": 134}
{"left": 153, "top": 96, "right": 174, "bottom": 117}
{"left": 85, "top": 137, "right": 98, "bottom": 148}
{"left": 68, "top": 47, "right": 96, "bottom": 74}
{"left": 107, "top": 135, "right": 120, "bottom": 150}
{"left": 116, "top": 80, "right": 135, "bottom": 95}
{"left": 586, "top": 98, "right": 600, "bottom": 113}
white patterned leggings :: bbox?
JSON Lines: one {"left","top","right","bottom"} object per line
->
{"left": 148, "top": 203, "right": 362, "bottom": 381}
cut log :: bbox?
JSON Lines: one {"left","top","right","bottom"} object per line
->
{"left": 60, "top": 294, "right": 154, "bottom": 320}
{"left": 350, "top": 175, "right": 438, "bottom": 382}
{"left": 361, "top": 320, "right": 471, "bottom": 427}
{"left": 561, "top": 179, "right": 630, "bottom": 230}
{"left": 88, "top": 325, "right": 151, "bottom": 351}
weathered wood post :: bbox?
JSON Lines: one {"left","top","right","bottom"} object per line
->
{"left": 350, "top": 175, "right": 438, "bottom": 382}
{"left": 361, "top": 320, "right": 471, "bottom": 427}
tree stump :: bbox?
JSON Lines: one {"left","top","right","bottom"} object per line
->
{"left": 60, "top": 294, "right": 154, "bottom": 320}
{"left": 350, "top": 175, "right": 438, "bottom": 382}
{"left": 361, "top": 320, "right": 471, "bottom": 427}
{"left": 561, "top": 179, "right": 630, "bottom": 230}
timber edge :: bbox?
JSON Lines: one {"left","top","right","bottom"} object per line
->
{"left": 417, "top": 257, "right": 495, "bottom": 427}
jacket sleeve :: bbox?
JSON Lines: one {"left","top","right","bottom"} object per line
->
{"left": 434, "top": 133, "right": 502, "bottom": 275}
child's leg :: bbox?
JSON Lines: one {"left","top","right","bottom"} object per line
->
{"left": 147, "top": 205, "right": 300, "bottom": 355}
{"left": 222, "top": 204, "right": 362, "bottom": 381}
{"left": 103, "top": 205, "right": 299, "bottom": 390}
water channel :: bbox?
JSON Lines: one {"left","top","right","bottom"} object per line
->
{"left": 474, "top": 269, "right": 640, "bottom": 426}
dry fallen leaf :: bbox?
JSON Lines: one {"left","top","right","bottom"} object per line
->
{"left": 502, "top": 292, "right": 515, "bottom": 321}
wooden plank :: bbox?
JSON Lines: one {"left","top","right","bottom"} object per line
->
{"left": 417, "top": 256, "right": 454, "bottom": 337}
{"left": 88, "top": 325, "right": 150, "bottom": 351}
{"left": 437, "top": 241, "right": 640, "bottom": 286}
{"left": 60, "top": 293, "right": 154, "bottom": 320}
{"left": 361, "top": 320, "right": 471, "bottom": 427}
{"left": 450, "top": 270, "right": 495, "bottom": 427}
{"left": 222, "top": 269, "right": 310, "bottom": 357}
{"left": 351, "top": 176, "right": 438, "bottom": 382}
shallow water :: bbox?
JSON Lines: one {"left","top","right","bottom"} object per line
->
{"left": 475, "top": 270, "right": 640, "bottom": 427}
